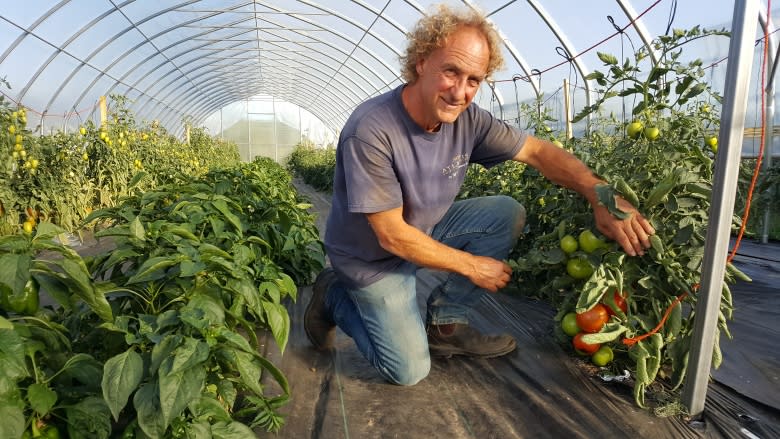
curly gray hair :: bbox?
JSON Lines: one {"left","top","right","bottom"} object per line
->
{"left": 399, "top": 3, "right": 505, "bottom": 83}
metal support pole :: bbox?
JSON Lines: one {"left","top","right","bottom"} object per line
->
{"left": 760, "top": 11, "right": 778, "bottom": 244}
{"left": 681, "top": 0, "right": 760, "bottom": 416}
{"left": 563, "top": 78, "right": 573, "bottom": 139}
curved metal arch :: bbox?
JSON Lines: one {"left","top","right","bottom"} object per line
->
{"left": 43, "top": 1, "right": 199, "bottom": 116}
{"left": 150, "top": 36, "right": 366, "bottom": 114}
{"left": 287, "top": 0, "right": 403, "bottom": 107}
{"left": 95, "top": 4, "right": 255, "bottom": 100}
{"left": 524, "top": 0, "right": 593, "bottom": 125}
{"left": 158, "top": 57, "right": 359, "bottom": 129}
{"left": 12, "top": 1, "right": 72, "bottom": 102}
{"left": 111, "top": 9, "right": 384, "bottom": 130}
{"left": 68, "top": 6, "right": 214, "bottom": 127}
{"left": 182, "top": 65, "right": 359, "bottom": 123}
{"left": 185, "top": 69, "right": 356, "bottom": 129}
{"left": 615, "top": 0, "right": 660, "bottom": 65}
{"left": 104, "top": 14, "right": 262, "bottom": 107}
{"left": 188, "top": 81, "right": 346, "bottom": 134}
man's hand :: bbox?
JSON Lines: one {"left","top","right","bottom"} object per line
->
{"left": 593, "top": 196, "right": 655, "bottom": 256}
{"left": 466, "top": 255, "right": 512, "bottom": 292}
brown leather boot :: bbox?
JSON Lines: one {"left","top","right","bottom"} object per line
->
{"left": 304, "top": 268, "right": 337, "bottom": 350}
{"left": 427, "top": 323, "right": 516, "bottom": 358}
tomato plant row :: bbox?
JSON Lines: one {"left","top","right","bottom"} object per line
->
{"left": 0, "top": 91, "right": 241, "bottom": 237}
{"left": 460, "top": 27, "right": 754, "bottom": 409}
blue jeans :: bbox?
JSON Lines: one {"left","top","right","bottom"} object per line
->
{"left": 325, "top": 195, "right": 525, "bottom": 385}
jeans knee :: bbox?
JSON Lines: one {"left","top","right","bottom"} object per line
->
{"left": 382, "top": 354, "right": 431, "bottom": 386}
{"left": 490, "top": 195, "right": 525, "bottom": 239}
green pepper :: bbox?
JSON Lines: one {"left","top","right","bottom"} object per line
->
{"left": 39, "top": 425, "right": 61, "bottom": 439}
{"left": 6, "top": 278, "right": 40, "bottom": 315}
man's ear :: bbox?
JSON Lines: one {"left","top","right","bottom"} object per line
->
{"left": 416, "top": 58, "right": 425, "bottom": 75}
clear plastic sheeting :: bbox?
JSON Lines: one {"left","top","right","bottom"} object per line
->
{"left": 0, "top": 1, "right": 749, "bottom": 139}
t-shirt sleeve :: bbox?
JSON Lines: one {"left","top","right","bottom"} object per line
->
{"left": 340, "top": 135, "right": 403, "bottom": 213}
{"left": 468, "top": 105, "right": 527, "bottom": 168}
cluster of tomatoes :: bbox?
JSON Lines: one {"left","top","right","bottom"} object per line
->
{"left": 560, "top": 229, "right": 605, "bottom": 280}
{"left": 560, "top": 289, "right": 628, "bottom": 366}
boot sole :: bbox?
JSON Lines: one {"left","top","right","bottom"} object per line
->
{"left": 429, "top": 340, "right": 517, "bottom": 359}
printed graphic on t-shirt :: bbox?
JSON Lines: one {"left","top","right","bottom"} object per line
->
{"left": 442, "top": 153, "right": 470, "bottom": 179}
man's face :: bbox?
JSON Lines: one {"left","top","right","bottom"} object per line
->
{"left": 412, "top": 26, "right": 490, "bottom": 131}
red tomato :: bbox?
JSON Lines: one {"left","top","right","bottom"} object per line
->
{"left": 573, "top": 332, "right": 601, "bottom": 355}
{"left": 604, "top": 289, "right": 628, "bottom": 316}
{"left": 576, "top": 304, "right": 609, "bottom": 333}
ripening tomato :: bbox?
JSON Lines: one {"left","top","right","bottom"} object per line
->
{"left": 576, "top": 304, "right": 609, "bottom": 333}
{"left": 573, "top": 332, "right": 601, "bottom": 355}
{"left": 604, "top": 289, "right": 628, "bottom": 316}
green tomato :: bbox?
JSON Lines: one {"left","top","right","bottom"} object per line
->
{"left": 566, "top": 258, "right": 594, "bottom": 280}
{"left": 591, "top": 345, "right": 614, "bottom": 366}
{"left": 706, "top": 135, "right": 718, "bottom": 153}
{"left": 578, "top": 230, "right": 605, "bottom": 253}
{"left": 561, "top": 312, "right": 580, "bottom": 336}
{"left": 559, "top": 235, "right": 578, "bottom": 254}
{"left": 643, "top": 126, "right": 660, "bottom": 140}
{"left": 626, "top": 121, "right": 643, "bottom": 138}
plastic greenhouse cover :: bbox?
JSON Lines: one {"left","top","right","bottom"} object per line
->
{"left": 0, "top": 0, "right": 767, "bottom": 140}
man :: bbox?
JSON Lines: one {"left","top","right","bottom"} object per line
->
{"left": 304, "top": 4, "right": 654, "bottom": 386}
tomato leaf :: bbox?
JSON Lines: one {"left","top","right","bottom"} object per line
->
{"left": 595, "top": 184, "right": 631, "bottom": 219}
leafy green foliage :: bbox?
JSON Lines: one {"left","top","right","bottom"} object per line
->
{"left": 1, "top": 158, "right": 324, "bottom": 437}
{"left": 0, "top": 92, "right": 241, "bottom": 236}
{"left": 286, "top": 142, "right": 336, "bottom": 192}
{"left": 460, "top": 27, "right": 753, "bottom": 409}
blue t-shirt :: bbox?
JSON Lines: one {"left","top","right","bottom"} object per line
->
{"left": 324, "top": 85, "right": 527, "bottom": 288}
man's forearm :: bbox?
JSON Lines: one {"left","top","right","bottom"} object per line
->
{"left": 515, "top": 136, "right": 605, "bottom": 206}
{"left": 367, "top": 211, "right": 475, "bottom": 274}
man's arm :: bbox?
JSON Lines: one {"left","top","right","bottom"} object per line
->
{"left": 514, "top": 136, "right": 655, "bottom": 256}
{"left": 365, "top": 207, "right": 511, "bottom": 292}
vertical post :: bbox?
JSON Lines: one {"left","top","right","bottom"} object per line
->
{"left": 759, "top": 11, "right": 777, "bottom": 245}
{"left": 273, "top": 95, "right": 278, "bottom": 163}
{"left": 99, "top": 96, "right": 107, "bottom": 127}
{"left": 681, "top": 0, "right": 759, "bottom": 416}
{"left": 563, "top": 78, "right": 573, "bottom": 139}
{"left": 762, "top": 75, "right": 775, "bottom": 245}
{"left": 185, "top": 123, "right": 191, "bottom": 145}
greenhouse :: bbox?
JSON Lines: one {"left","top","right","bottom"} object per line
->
{"left": 0, "top": 0, "right": 778, "bottom": 438}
